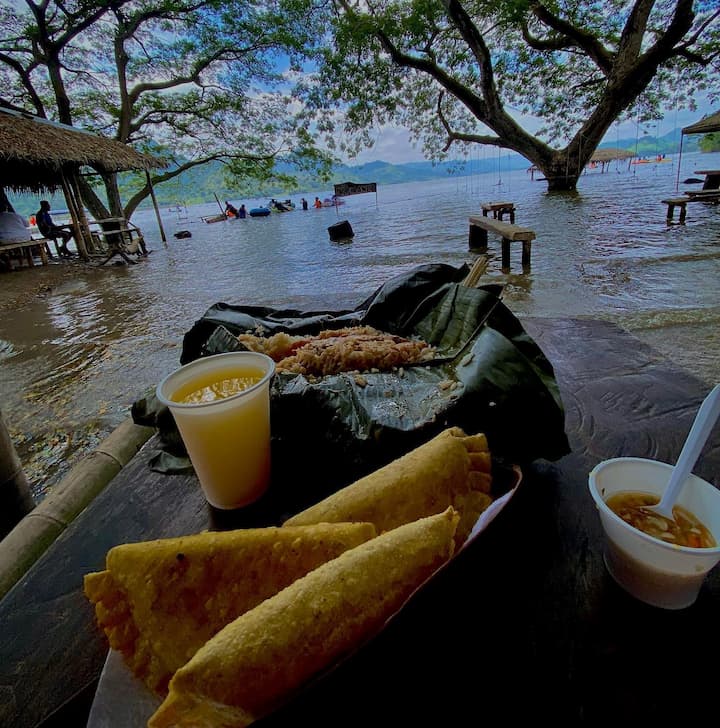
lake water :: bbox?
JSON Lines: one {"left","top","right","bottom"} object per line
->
{"left": 1, "top": 150, "right": 719, "bottom": 499}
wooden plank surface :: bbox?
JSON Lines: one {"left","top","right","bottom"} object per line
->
{"left": 480, "top": 201, "right": 514, "bottom": 211}
{"left": 684, "top": 190, "right": 720, "bottom": 200}
{"left": 468, "top": 215, "right": 535, "bottom": 241}
{"left": 1, "top": 317, "right": 719, "bottom": 727}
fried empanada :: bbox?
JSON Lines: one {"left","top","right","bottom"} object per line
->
{"left": 84, "top": 522, "right": 375, "bottom": 695}
{"left": 149, "top": 508, "right": 459, "bottom": 728}
{"left": 284, "top": 426, "right": 492, "bottom": 547}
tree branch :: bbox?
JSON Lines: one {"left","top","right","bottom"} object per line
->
{"left": 436, "top": 93, "right": 503, "bottom": 152}
{"left": 530, "top": 1, "right": 614, "bottom": 74}
{"left": 637, "top": 0, "right": 695, "bottom": 71}
{"left": 0, "top": 52, "right": 45, "bottom": 113}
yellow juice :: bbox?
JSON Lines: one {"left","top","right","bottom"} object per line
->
{"left": 166, "top": 361, "right": 273, "bottom": 509}
{"left": 171, "top": 365, "right": 265, "bottom": 404}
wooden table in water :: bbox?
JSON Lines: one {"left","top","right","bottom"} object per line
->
{"left": 1, "top": 318, "right": 719, "bottom": 727}
{"left": 694, "top": 169, "right": 720, "bottom": 190}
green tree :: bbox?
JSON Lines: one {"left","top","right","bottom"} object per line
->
{"left": 0, "top": 0, "right": 333, "bottom": 224}
{"left": 698, "top": 132, "right": 720, "bottom": 152}
{"left": 309, "top": 0, "right": 719, "bottom": 191}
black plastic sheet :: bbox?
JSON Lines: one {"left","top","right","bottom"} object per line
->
{"left": 133, "top": 264, "right": 569, "bottom": 513}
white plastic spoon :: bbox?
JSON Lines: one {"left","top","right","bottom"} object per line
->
{"left": 645, "top": 384, "right": 720, "bottom": 520}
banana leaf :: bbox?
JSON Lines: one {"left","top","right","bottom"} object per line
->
{"left": 132, "top": 263, "right": 569, "bottom": 515}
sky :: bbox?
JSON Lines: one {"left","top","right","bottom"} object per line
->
{"left": 349, "top": 98, "right": 717, "bottom": 165}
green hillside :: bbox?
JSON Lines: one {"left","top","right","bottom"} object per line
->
{"left": 7, "top": 127, "right": 707, "bottom": 215}
{"left": 127, "top": 129, "right": 701, "bottom": 209}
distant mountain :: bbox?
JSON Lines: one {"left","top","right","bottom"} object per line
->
{"left": 145, "top": 127, "right": 697, "bottom": 207}
{"left": 115, "top": 154, "right": 532, "bottom": 209}
{"left": 599, "top": 128, "right": 698, "bottom": 155}
{"left": 8, "top": 127, "right": 705, "bottom": 215}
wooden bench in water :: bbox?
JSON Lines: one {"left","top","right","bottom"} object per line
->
{"left": 662, "top": 191, "right": 720, "bottom": 222}
{"left": 0, "top": 238, "right": 52, "bottom": 269}
{"left": 468, "top": 215, "right": 536, "bottom": 269}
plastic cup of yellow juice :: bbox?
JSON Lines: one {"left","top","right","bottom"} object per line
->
{"left": 156, "top": 351, "right": 275, "bottom": 509}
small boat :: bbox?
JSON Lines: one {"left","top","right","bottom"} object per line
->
{"left": 249, "top": 207, "right": 271, "bottom": 217}
{"left": 321, "top": 196, "right": 345, "bottom": 207}
{"left": 201, "top": 214, "right": 226, "bottom": 224}
{"left": 269, "top": 199, "right": 295, "bottom": 212}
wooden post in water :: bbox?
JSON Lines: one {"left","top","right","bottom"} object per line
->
{"left": 468, "top": 223, "right": 488, "bottom": 251}
{"left": 146, "top": 171, "right": 168, "bottom": 246}
{"left": 0, "top": 409, "right": 34, "bottom": 539}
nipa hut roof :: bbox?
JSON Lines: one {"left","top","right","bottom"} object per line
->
{"left": 590, "top": 147, "right": 635, "bottom": 163}
{"left": 682, "top": 110, "right": 720, "bottom": 136}
{"left": 0, "top": 107, "right": 164, "bottom": 192}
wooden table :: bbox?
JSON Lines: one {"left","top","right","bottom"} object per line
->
{"left": 0, "top": 238, "right": 49, "bottom": 269}
{"left": 694, "top": 169, "right": 720, "bottom": 191}
{"left": 89, "top": 218, "right": 146, "bottom": 265}
{"left": 480, "top": 200, "right": 516, "bottom": 223}
{"left": 1, "top": 317, "right": 719, "bottom": 727}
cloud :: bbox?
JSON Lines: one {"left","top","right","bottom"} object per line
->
{"left": 347, "top": 126, "right": 427, "bottom": 164}
{"left": 342, "top": 97, "right": 716, "bottom": 165}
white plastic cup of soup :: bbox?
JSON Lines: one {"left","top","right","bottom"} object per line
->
{"left": 588, "top": 457, "right": 720, "bottom": 609}
{"left": 156, "top": 351, "right": 275, "bottom": 510}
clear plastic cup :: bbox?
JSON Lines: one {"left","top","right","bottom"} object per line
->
{"left": 588, "top": 457, "right": 720, "bottom": 609}
{"left": 156, "top": 352, "right": 275, "bottom": 509}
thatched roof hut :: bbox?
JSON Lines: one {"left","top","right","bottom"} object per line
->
{"left": 527, "top": 147, "right": 635, "bottom": 179}
{"left": 589, "top": 147, "right": 634, "bottom": 163}
{"left": 0, "top": 107, "right": 163, "bottom": 192}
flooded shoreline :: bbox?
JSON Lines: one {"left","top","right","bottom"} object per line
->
{"left": 1, "top": 150, "right": 719, "bottom": 500}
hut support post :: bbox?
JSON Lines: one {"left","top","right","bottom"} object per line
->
{"left": 61, "top": 171, "right": 90, "bottom": 260}
{"left": 70, "top": 172, "right": 96, "bottom": 253}
{"left": 0, "top": 409, "right": 34, "bottom": 539}
{"left": 146, "top": 171, "right": 167, "bottom": 246}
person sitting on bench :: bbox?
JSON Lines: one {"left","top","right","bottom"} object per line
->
{"left": 35, "top": 200, "right": 74, "bottom": 258}
{"left": 0, "top": 203, "right": 32, "bottom": 244}
{"left": 0, "top": 204, "right": 34, "bottom": 271}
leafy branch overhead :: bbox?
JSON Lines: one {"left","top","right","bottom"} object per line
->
{"left": 0, "top": 0, "right": 335, "bottom": 218}
{"left": 311, "top": 0, "right": 719, "bottom": 190}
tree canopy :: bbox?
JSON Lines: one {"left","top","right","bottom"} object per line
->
{"left": 309, "top": 0, "right": 720, "bottom": 190}
{"left": 0, "top": 0, "right": 334, "bottom": 218}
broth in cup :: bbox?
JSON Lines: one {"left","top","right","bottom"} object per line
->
{"left": 588, "top": 457, "right": 720, "bottom": 609}
{"left": 606, "top": 491, "right": 716, "bottom": 549}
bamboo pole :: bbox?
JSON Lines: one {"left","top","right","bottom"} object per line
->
{"left": 69, "top": 170, "right": 95, "bottom": 253}
{"left": 146, "top": 171, "right": 168, "bottom": 246}
{"left": 213, "top": 192, "right": 225, "bottom": 214}
{"left": 0, "top": 418, "right": 153, "bottom": 598}
{"left": 0, "top": 409, "right": 34, "bottom": 540}
{"left": 60, "top": 170, "right": 89, "bottom": 260}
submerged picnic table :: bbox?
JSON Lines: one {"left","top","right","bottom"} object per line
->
{"left": 695, "top": 169, "right": 720, "bottom": 191}
{"left": 1, "top": 317, "right": 719, "bottom": 727}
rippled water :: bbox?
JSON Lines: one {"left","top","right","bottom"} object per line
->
{"left": 1, "top": 150, "right": 719, "bottom": 498}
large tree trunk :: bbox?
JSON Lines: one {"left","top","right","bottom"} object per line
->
{"left": 542, "top": 154, "right": 582, "bottom": 192}
{"left": 77, "top": 176, "right": 110, "bottom": 222}
{"left": 104, "top": 173, "right": 124, "bottom": 217}
{"left": 513, "top": 145, "right": 584, "bottom": 192}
